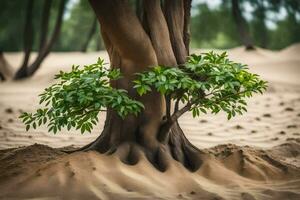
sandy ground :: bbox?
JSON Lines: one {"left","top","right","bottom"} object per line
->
{"left": 0, "top": 45, "right": 300, "bottom": 199}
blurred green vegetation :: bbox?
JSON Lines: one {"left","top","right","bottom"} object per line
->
{"left": 191, "top": 0, "right": 300, "bottom": 49}
{"left": 0, "top": 0, "right": 299, "bottom": 52}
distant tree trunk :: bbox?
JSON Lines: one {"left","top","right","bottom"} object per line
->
{"left": 0, "top": 51, "right": 14, "bottom": 81}
{"left": 81, "top": 16, "right": 97, "bottom": 52}
{"left": 95, "top": 34, "right": 103, "bottom": 51}
{"left": 231, "top": 0, "right": 255, "bottom": 50}
{"left": 14, "top": 0, "right": 35, "bottom": 79}
{"left": 39, "top": 0, "right": 52, "bottom": 51}
{"left": 81, "top": 0, "right": 203, "bottom": 172}
{"left": 253, "top": 1, "right": 268, "bottom": 48}
{"left": 286, "top": 10, "right": 300, "bottom": 44}
{"left": 135, "top": 0, "right": 143, "bottom": 21}
{"left": 258, "top": 5, "right": 267, "bottom": 48}
{"left": 14, "top": 0, "right": 66, "bottom": 80}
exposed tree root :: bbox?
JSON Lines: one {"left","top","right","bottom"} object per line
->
{"left": 72, "top": 121, "right": 203, "bottom": 172}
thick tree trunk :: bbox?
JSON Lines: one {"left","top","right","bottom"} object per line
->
{"left": 85, "top": 0, "right": 203, "bottom": 172}
{"left": 231, "top": 0, "right": 255, "bottom": 50}
{"left": 14, "top": 0, "right": 66, "bottom": 80}
{"left": 81, "top": 16, "right": 97, "bottom": 52}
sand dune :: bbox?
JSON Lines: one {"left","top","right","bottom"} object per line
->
{"left": 0, "top": 143, "right": 299, "bottom": 200}
{"left": 0, "top": 45, "right": 300, "bottom": 199}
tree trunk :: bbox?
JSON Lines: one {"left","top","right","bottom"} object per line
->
{"left": 231, "top": 0, "right": 255, "bottom": 50}
{"left": 0, "top": 51, "right": 14, "bottom": 81}
{"left": 14, "top": 0, "right": 66, "bottom": 80}
{"left": 83, "top": 0, "right": 203, "bottom": 172}
{"left": 81, "top": 16, "right": 97, "bottom": 52}
{"left": 95, "top": 34, "right": 102, "bottom": 51}
{"left": 14, "top": 0, "right": 35, "bottom": 79}
{"left": 39, "top": 0, "right": 52, "bottom": 51}
{"left": 252, "top": 1, "right": 268, "bottom": 48}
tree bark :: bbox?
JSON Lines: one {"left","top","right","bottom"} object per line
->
{"left": 164, "top": 0, "right": 188, "bottom": 64}
{"left": 231, "top": 0, "right": 255, "bottom": 50}
{"left": 81, "top": 16, "right": 97, "bottom": 52}
{"left": 82, "top": 0, "right": 203, "bottom": 172}
{"left": 183, "top": 0, "right": 192, "bottom": 55}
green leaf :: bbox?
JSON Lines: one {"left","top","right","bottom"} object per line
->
{"left": 33, "top": 122, "right": 36, "bottom": 129}
{"left": 200, "top": 108, "right": 207, "bottom": 114}
{"left": 227, "top": 113, "right": 232, "bottom": 120}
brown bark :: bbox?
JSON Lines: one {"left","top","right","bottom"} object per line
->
{"left": 83, "top": 0, "right": 202, "bottom": 172}
{"left": 183, "top": 0, "right": 192, "bottom": 55}
{"left": 143, "top": 0, "right": 177, "bottom": 66}
{"left": 164, "top": 0, "right": 187, "bottom": 64}
{"left": 231, "top": 0, "right": 255, "bottom": 50}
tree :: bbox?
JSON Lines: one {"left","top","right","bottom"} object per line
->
{"left": 0, "top": 51, "right": 13, "bottom": 81}
{"left": 56, "top": 0, "right": 103, "bottom": 52}
{"left": 80, "top": 16, "right": 98, "bottom": 52}
{"left": 20, "top": 0, "right": 267, "bottom": 172}
{"left": 231, "top": 0, "right": 255, "bottom": 50}
{"left": 251, "top": 0, "right": 268, "bottom": 48}
{"left": 86, "top": 0, "right": 196, "bottom": 171}
{"left": 14, "top": 0, "right": 67, "bottom": 79}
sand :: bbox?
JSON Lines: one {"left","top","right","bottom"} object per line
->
{"left": 0, "top": 44, "right": 300, "bottom": 199}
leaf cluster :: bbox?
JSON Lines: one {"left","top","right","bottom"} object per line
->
{"left": 20, "top": 52, "right": 267, "bottom": 134}
{"left": 134, "top": 51, "right": 267, "bottom": 120}
{"left": 20, "top": 58, "right": 143, "bottom": 134}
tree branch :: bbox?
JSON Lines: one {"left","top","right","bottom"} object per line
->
{"left": 170, "top": 102, "right": 191, "bottom": 122}
{"left": 174, "top": 98, "right": 180, "bottom": 113}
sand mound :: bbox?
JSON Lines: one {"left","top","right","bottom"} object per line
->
{"left": 281, "top": 43, "right": 300, "bottom": 58}
{"left": 207, "top": 143, "right": 300, "bottom": 181}
{"left": 0, "top": 143, "right": 299, "bottom": 200}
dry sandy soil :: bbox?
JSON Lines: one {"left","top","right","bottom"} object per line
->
{"left": 0, "top": 45, "right": 300, "bottom": 199}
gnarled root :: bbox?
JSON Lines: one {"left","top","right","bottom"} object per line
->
{"left": 74, "top": 121, "right": 204, "bottom": 172}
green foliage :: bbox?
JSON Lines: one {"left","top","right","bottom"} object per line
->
{"left": 20, "top": 52, "right": 267, "bottom": 134}
{"left": 20, "top": 58, "right": 144, "bottom": 134}
{"left": 134, "top": 51, "right": 267, "bottom": 120}
{"left": 55, "top": 0, "right": 103, "bottom": 51}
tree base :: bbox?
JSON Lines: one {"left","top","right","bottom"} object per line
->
{"left": 245, "top": 45, "right": 256, "bottom": 51}
{"left": 75, "top": 122, "right": 203, "bottom": 172}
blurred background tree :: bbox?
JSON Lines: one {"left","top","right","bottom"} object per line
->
{"left": 190, "top": 0, "right": 300, "bottom": 50}
{"left": 0, "top": 0, "right": 299, "bottom": 53}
